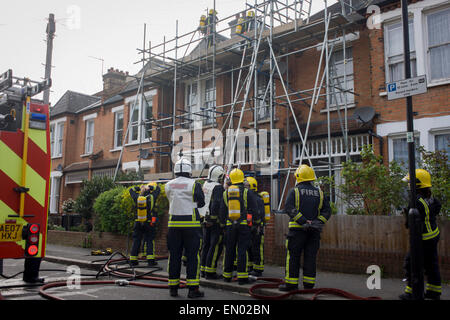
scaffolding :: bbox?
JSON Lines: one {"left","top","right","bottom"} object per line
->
{"left": 114, "top": 0, "right": 368, "bottom": 210}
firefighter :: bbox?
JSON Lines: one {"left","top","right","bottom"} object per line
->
{"left": 200, "top": 165, "right": 225, "bottom": 279}
{"left": 199, "top": 15, "right": 207, "bottom": 36}
{"left": 165, "top": 158, "right": 205, "bottom": 298}
{"left": 220, "top": 168, "right": 259, "bottom": 285}
{"left": 399, "top": 169, "right": 442, "bottom": 300}
{"left": 279, "top": 164, "right": 331, "bottom": 291}
{"left": 23, "top": 258, "right": 44, "bottom": 283}
{"left": 245, "top": 176, "right": 267, "bottom": 277}
{"left": 206, "top": 9, "right": 218, "bottom": 48}
{"left": 245, "top": 10, "right": 256, "bottom": 33}
{"left": 129, "top": 182, "right": 161, "bottom": 267}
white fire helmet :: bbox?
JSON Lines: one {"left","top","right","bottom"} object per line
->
{"left": 208, "top": 165, "right": 224, "bottom": 183}
{"left": 174, "top": 158, "right": 192, "bottom": 175}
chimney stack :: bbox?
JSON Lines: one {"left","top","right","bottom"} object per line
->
{"left": 103, "top": 67, "right": 127, "bottom": 92}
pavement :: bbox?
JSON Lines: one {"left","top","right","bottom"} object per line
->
{"left": 2, "top": 243, "right": 448, "bottom": 300}
{"left": 36, "top": 244, "right": 447, "bottom": 301}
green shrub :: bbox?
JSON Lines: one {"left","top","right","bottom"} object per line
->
{"left": 93, "top": 186, "right": 133, "bottom": 235}
{"left": 94, "top": 183, "right": 170, "bottom": 236}
{"left": 337, "top": 144, "right": 407, "bottom": 215}
{"left": 418, "top": 147, "right": 449, "bottom": 219}
{"left": 74, "top": 176, "right": 116, "bottom": 221}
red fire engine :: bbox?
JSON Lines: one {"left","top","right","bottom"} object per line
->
{"left": 0, "top": 69, "right": 51, "bottom": 261}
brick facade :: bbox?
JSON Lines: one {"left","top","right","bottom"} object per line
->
{"left": 48, "top": 0, "right": 449, "bottom": 278}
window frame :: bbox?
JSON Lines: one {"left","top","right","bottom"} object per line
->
{"left": 127, "top": 91, "right": 154, "bottom": 145}
{"left": 50, "top": 119, "right": 65, "bottom": 159}
{"left": 384, "top": 19, "right": 417, "bottom": 84}
{"left": 328, "top": 46, "right": 355, "bottom": 108}
{"left": 113, "top": 110, "right": 124, "bottom": 149}
{"left": 424, "top": 5, "right": 450, "bottom": 84}
{"left": 84, "top": 119, "right": 95, "bottom": 155}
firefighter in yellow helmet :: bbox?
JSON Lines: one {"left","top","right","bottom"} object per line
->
{"left": 245, "top": 10, "right": 256, "bottom": 33}
{"left": 199, "top": 15, "right": 207, "bottom": 35}
{"left": 244, "top": 176, "right": 268, "bottom": 277}
{"left": 129, "top": 182, "right": 161, "bottom": 267}
{"left": 220, "top": 168, "right": 259, "bottom": 284}
{"left": 206, "top": 9, "right": 218, "bottom": 48}
{"left": 399, "top": 169, "right": 442, "bottom": 300}
{"left": 279, "top": 164, "right": 331, "bottom": 291}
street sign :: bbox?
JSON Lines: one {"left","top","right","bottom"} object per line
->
{"left": 387, "top": 75, "right": 427, "bottom": 100}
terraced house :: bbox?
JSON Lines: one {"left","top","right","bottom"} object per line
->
{"left": 49, "top": 0, "right": 449, "bottom": 226}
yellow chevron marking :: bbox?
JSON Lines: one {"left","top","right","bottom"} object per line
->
{"left": 29, "top": 128, "right": 47, "bottom": 154}
{"left": 0, "top": 141, "right": 46, "bottom": 207}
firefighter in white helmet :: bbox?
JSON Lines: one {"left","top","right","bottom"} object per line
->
{"left": 165, "top": 158, "right": 205, "bottom": 298}
{"left": 199, "top": 165, "right": 225, "bottom": 279}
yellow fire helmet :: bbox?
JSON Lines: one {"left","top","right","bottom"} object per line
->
{"left": 247, "top": 11, "right": 255, "bottom": 17}
{"left": 295, "top": 164, "right": 316, "bottom": 184}
{"left": 209, "top": 9, "right": 217, "bottom": 15}
{"left": 245, "top": 176, "right": 258, "bottom": 192}
{"left": 403, "top": 169, "right": 432, "bottom": 189}
{"left": 147, "top": 181, "right": 158, "bottom": 191}
{"left": 200, "top": 15, "right": 206, "bottom": 21}
{"left": 229, "top": 168, "right": 245, "bottom": 184}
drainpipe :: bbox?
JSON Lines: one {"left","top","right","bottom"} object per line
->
{"left": 368, "top": 130, "right": 383, "bottom": 159}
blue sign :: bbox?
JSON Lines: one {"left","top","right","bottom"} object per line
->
{"left": 387, "top": 83, "right": 397, "bottom": 93}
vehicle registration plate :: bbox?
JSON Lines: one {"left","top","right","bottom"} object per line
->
{"left": 0, "top": 224, "right": 23, "bottom": 242}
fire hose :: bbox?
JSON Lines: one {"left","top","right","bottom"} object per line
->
{"left": 248, "top": 277, "right": 382, "bottom": 300}
{"left": 35, "top": 251, "right": 381, "bottom": 301}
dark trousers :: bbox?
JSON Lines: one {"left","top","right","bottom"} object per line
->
{"left": 201, "top": 224, "right": 223, "bottom": 274}
{"left": 284, "top": 229, "right": 321, "bottom": 288}
{"left": 403, "top": 236, "right": 441, "bottom": 295}
{"left": 223, "top": 224, "right": 251, "bottom": 280}
{"left": 167, "top": 227, "right": 202, "bottom": 288}
{"left": 130, "top": 221, "right": 156, "bottom": 261}
{"left": 249, "top": 226, "right": 264, "bottom": 272}
{"left": 23, "top": 258, "right": 42, "bottom": 281}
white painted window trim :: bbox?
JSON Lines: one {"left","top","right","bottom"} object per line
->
{"left": 84, "top": 119, "right": 95, "bottom": 155}
{"left": 50, "top": 119, "right": 65, "bottom": 159}
{"left": 428, "top": 127, "right": 450, "bottom": 151}
{"left": 126, "top": 91, "right": 155, "bottom": 144}
{"left": 111, "top": 105, "right": 124, "bottom": 113}
{"left": 423, "top": 4, "right": 450, "bottom": 85}
{"left": 113, "top": 111, "right": 124, "bottom": 149}
{"left": 82, "top": 113, "right": 97, "bottom": 121}
{"left": 379, "top": 0, "right": 450, "bottom": 89}
{"left": 122, "top": 160, "right": 155, "bottom": 172}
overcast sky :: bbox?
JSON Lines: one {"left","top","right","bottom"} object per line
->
{"left": 0, "top": 0, "right": 335, "bottom": 105}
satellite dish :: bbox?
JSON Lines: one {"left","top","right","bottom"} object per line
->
{"left": 354, "top": 106, "right": 375, "bottom": 125}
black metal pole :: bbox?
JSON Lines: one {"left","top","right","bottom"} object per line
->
{"left": 401, "top": 0, "right": 423, "bottom": 300}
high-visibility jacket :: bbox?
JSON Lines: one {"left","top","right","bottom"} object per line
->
{"left": 221, "top": 184, "right": 259, "bottom": 226}
{"left": 406, "top": 196, "right": 441, "bottom": 241}
{"left": 129, "top": 187, "right": 160, "bottom": 223}
{"left": 165, "top": 176, "right": 205, "bottom": 228}
{"left": 284, "top": 182, "right": 331, "bottom": 229}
